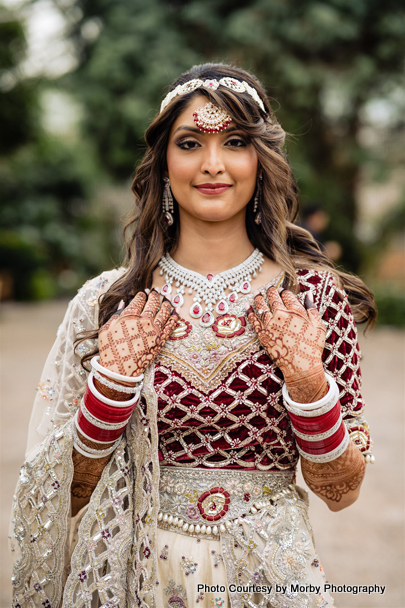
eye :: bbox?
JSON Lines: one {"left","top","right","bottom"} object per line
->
{"left": 175, "top": 139, "right": 200, "bottom": 150}
{"left": 225, "top": 137, "right": 248, "bottom": 147}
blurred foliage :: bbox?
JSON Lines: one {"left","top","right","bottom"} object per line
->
{"left": 1, "top": 0, "right": 404, "bottom": 308}
{"left": 375, "top": 289, "right": 405, "bottom": 327}
{"left": 0, "top": 14, "right": 40, "bottom": 154}
{"left": 0, "top": 6, "right": 121, "bottom": 299}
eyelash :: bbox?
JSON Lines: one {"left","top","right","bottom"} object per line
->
{"left": 176, "top": 137, "right": 248, "bottom": 150}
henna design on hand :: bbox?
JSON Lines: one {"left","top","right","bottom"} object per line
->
{"left": 247, "top": 288, "right": 328, "bottom": 402}
{"left": 98, "top": 290, "right": 179, "bottom": 377}
{"left": 301, "top": 440, "right": 366, "bottom": 503}
{"left": 71, "top": 432, "right": 113, "bottom": 516}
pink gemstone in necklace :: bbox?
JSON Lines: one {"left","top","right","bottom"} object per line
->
{"left": 161, "top": 283, "right": 172, "bottom": 295}
{"left": 200, "top": 311, "right": 215, "bottom": 327}
{"left": 172, "top": 293, "right": 184, "bottom": 307}
{"left": 228, "top": 292, "right": 238, "bottom": 303}
{"left": 240, "top": 281, "right": 251, "bottom": 294}
{"left": 215, "top": 299, "right": 229, "bottom": 315}
{"left": 207, "top": 273, "right": 214, "bottom": 281}
{"left": 190, "top": 302, "right": 203, "bottom": 318}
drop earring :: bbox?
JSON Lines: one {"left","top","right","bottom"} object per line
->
{"left": 253, "top": 175, "right": 262, "bottom": 225}
{"left": 162, "top": 177, "right": 174, "bottom": 226}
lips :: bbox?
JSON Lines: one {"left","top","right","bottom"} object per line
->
{"left": 195, "top": 183, "right": 232, "bottom": 195}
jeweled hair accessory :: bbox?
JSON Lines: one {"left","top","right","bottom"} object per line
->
{"left": 193, "top": 103, "right": 232, "bottom": 133}
{"left": 160, "top": 77, "right": 266, "bottom": 113}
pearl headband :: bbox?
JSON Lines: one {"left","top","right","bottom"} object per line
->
{"left": 160, "top": 77, "right": 266, "bottom": 113}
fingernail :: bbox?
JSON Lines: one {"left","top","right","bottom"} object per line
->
{"left": 252, "top": 289, "right": 260, "bottom": 297}
{"left": 117, "top": 299, "right": 125, "bottom": 311}
{"left": 144, "top": 288, "right": 150, "bottom": 294}
{"left": 304, "top": 293, "right": 316, "bottom": 309}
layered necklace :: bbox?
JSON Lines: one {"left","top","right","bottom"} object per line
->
{"left": 158, "top": 248, "right": 264, "bottom": 327}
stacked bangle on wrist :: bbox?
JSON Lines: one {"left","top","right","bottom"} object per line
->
{"left": 73, "top": 357, "right": 144, "bottom": 458}
{"left": 282, "top": 372, "right": 349, "bottom": 463}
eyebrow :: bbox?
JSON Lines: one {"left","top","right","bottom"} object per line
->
{"left": 172, "top": 125, "right": 240, "bottom": 136}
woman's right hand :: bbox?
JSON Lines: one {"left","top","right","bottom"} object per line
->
{"left": 98, "top": 289, "right": 178, "bottom": 377}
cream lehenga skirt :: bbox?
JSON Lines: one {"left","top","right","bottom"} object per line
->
{"left": 144, "top": 466, "right": 335, "bottom": 608}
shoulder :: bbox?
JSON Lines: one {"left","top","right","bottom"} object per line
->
{"left": 77, "top": 267, "right": 127, "bottom": 302}
{"left": 63, "top": 267, "right": 127, "bottom": 329}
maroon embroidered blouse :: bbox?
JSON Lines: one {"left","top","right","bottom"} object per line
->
{"left": 154, "top": 270, "right": 366, "bottom": 471}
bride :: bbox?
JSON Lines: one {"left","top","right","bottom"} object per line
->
{"left": 11, "top": 62, "right": 375, "bottom": 608}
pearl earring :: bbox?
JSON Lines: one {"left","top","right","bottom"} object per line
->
{"left": 163, "top": 177, "right": 174, "bottom": 226}
{"left": 253, "top": 175, "right": 262, "bottom": 225}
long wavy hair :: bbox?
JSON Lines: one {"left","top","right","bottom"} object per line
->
{"left": 79, "top": 62, "right": 376, "bottom": 365}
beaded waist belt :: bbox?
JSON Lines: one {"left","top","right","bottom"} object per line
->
{"left": 157, "top": 466, "right": 296, "bottom": 540}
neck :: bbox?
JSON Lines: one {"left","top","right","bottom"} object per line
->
{"left": 171, "top": 212, "right": 254, "bottom": 274}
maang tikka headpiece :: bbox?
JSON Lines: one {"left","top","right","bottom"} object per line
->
{"left": 193, "top": 103, "right": 232, "bottom": 133}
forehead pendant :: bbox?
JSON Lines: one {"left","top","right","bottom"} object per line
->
{"left": 193, "top": 103, "right": 232, "bottom": 133}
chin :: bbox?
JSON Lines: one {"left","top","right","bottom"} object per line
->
{"left": 195, "top": 210, "right": 233, "bottom": 223}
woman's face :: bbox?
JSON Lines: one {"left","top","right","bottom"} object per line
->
{"left": 166, "top": 94, "right": 258, "bottom": 223}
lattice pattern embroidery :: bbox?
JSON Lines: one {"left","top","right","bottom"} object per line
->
{"left": 156, "top": 353, "right": 298, "bottom": 470}
{"left": 156, "top": 270, "right": 366, "bottom": 470}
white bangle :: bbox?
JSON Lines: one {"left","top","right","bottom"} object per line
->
{"left": 91, "top": 356, "right": 144, "bottom": 384}
{"left": 88, "top": 372, "right": 141, "bottom": 407}
{"left": 73, "top": 440, "right": 118, "bottom": 459}
{"left": 297, "top": 427, "right": 350, "bottom": 463}
{"left": 73, "top": 423, "right": 121, "bottom": 458}
{"left": 92, "top": 368, "right": 137, "bottom": 394}
{"left": 282, "top": 372, "right": 339, "bottom": 416}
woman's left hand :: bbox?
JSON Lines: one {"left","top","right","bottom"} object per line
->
{"left": 247, "top": 287, "right": 327, "bottom": 400}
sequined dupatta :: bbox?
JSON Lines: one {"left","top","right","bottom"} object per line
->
{"left": 11, "top": 366, "right": 161, "bottom": 608}
{"left": 64, "top": 365, "right": 161, "bottom": 607}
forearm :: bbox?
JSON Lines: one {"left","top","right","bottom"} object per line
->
{"left": 285, "top": 364, "right": 366, "bottom": 510}
{"left": 300, "top": 439, "right": 365, "bottom": 511}
{"left": 71, "top": 376, "right": 131, "bottom": 517}
{"left": 71, "top": 438, "right": 113, "bottom": 516}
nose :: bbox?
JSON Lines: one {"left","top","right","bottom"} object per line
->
{"left": 200, "top": 140, "right": 225, "bottom": 176}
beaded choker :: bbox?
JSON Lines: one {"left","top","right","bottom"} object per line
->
{"left": 158, "top": 249, "right": 264, "bottom": 327}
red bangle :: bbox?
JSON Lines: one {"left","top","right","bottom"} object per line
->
{"left": 296, "top": 422, "right": 346, "bottom": 452}
{"left": 295, "top": 421, "right": 346, "bottom": 454}
{"left": 289, "top": 402, "right": 341, "bottom": 434}
{"left": 84, "top": 386, "right": 135, "bottom": 421}
{"left": 77, "top": 409, "right": 127, "bottom": 442}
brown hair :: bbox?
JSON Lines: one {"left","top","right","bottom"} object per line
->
{"left": 79, "top": 62, "right": 376, "bottom": 365}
